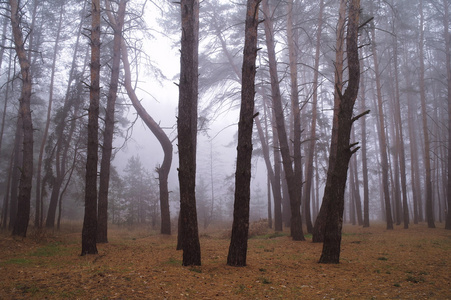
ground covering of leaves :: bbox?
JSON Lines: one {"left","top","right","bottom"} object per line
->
{"left": 0, "top": 222, "right": 450, "bottom": 299}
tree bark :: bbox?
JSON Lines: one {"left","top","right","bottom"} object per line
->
{"left": 227, "top": 0, "right": 260, "bottom": 267}
{"left": 10, "top": 0, "right": 34, "bottom": 238}
{"left": 319, "top": 0, "right": 361, "bottom": 264}
{"left": 177, "top": 0, "right": 201, "bottom": 266}
{"left": 81, "top": 0, "right": 101, "bottom": 255}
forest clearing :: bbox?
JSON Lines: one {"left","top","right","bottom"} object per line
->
{"left": 0, "top": 222, "right": 449, "bottom": 299}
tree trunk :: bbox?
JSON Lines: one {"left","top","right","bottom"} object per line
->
{"left": 313, "top": 0, "right": 346, "bottom": 243}
{"left": 262, "top": 0, "right": 304, "bottom": 241}
{"left": 177, "top": 0, "right": 201, "bottom": 266}
{"left": 97, "top": 0, "right": 127, "bottom": 244}
{"left": 319, "top": 0, "right": 361, "bottom": 264}
{"left": 227, "top": 0, "right": 260, "bottom": 267}
{"left": 419, "top": 0, "right": 435, "bottom": 229}
{"left": 444, "top": 0, "right": 451, "bottom": 230}
{"left": 121, "top": 40, "right": 173, "bottom": 235}
{"left": 81, "top": 0, "right": 101, "bottom": 255}
{"left": 10, "top": 0, "right": 34, "bottom": 238}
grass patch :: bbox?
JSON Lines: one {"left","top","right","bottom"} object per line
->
{"left": 189, "top": 267, "right": 202, "bottom": 273}
{"left": 166, "top": 257, "right": 182, "bottom": 265}
{"left": 251, "top": 232, "right": 288, "bottom": 239}
{"left": 30, "top": 242, "right": 65, "bottom": 257}
{"left": 406, "top": 274, "right": 425, "bottom": 283}
{"left": 1, "top": 258, "right": 31, "bottom": 265}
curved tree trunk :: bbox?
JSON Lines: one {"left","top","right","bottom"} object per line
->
{"left": 120, "top": 36, "right": 173, "bottom": 236}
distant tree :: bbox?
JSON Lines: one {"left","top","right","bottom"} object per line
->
{"left": 369, "top": 4, "right": 393, "bottom": 230}
{"left": 359, "top": 59, "right": 370, "bottom": 228}
{"left": 81, "top": 0, "right": 101, "bottom": 255}
{"left": 45, "top": 2, "right": 89, "bottom": 230}
{"left": 318, "top": 0, "right": 363, "bottom": 264}
{"left": 177, "top": 0, "right": 201, "bottom": 266}
{"left": 419, "top": 0, "right": 435, "bottom": 229}
{"left": 34, "top": 1, "right": 65, "bottom": 228}
{"left": 9, "top": 0, "right": 34, "bottom": 237}
{"left": 227, "top": 0, "right": 260, "bottom": 267}
{"left": 303, "top": 0, "right": 324, "bottom": 234}
{"left": 262, "top": 0, "right": 304, "bottom": 241}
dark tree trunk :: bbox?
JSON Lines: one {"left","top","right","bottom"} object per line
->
{"left": 319, "top": 0, "right": 361, "bottom": 264}
{"left": 177, "top": 0, "right": 201, "bottom": 266}
{"left": 227, "top": 0, "right": 260, "bottom": 267}
{"left": 81, "top": 0, "right": 101, "bottom": 255}
{"left": 10, "top": 0, "right": 34, "bottom": 238}
{"left": 313, "top": 0, "right": 347, "bottom": 243}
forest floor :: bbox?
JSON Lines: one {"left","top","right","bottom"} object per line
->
{"left": 0, "top": 221, "right": 450, "bottom": 299}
